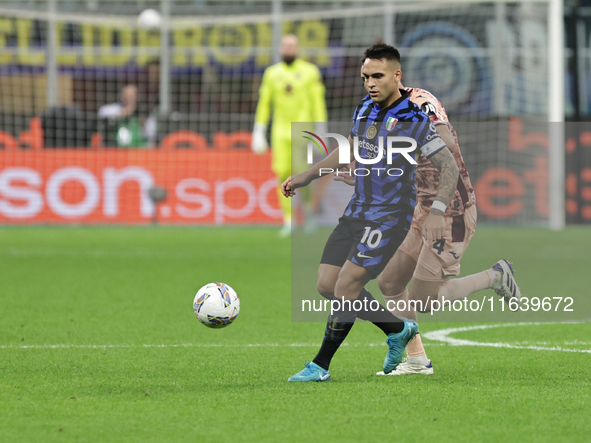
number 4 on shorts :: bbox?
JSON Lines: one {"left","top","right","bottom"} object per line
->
{"left": 432, "top": 239, "right": 445, "bottom": 255}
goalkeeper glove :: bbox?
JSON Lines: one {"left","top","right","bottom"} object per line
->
{"left": 251, "top": 123, "right": 269, "bottom": 154}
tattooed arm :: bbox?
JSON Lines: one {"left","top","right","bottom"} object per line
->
{"left": 422, "top": 147, "right": 459, "bottom": 243}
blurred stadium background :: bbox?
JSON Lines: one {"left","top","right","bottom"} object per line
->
{"left": 0, "top": 0, "right": 588, "bottom": 228}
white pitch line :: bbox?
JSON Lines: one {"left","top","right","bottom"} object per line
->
{"left": 10, "top": 322, "right": 589, "bottom": 352}
{"left": 0, "top": 343, "right": 290, "bottom": 350}
{"left": 423, "top": 322, "right": 591, "bottom": 354}
{"left": 0, "top": 343, "right": 319, "bottom": 350}
{"left": 0, "top": 342, "right": 447, "bottom": 351}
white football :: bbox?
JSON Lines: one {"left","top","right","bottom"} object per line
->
{"left": 193, "top": 283, "right": 240, "bottom": 329}
{"left": 137, "top": 9, "right": 162, "bottom": 30}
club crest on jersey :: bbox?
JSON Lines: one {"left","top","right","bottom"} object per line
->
{"left": 386, "top": 117, "right": 398, "bottom": 131}
{"left": 365, "top": 124, "right": 377, "bottom": 140}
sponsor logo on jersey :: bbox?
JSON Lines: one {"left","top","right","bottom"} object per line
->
{"left": 358, "top": 138, "right": 381, "bottom": 155}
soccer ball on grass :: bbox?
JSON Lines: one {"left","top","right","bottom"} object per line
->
{"left": 193, "top": 283, "right": 240, "bottom": 328}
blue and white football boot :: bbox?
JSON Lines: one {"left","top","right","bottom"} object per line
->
{"left": 383, "top": 320, "right": 419, "bottom": 374}
{"left": 288, "top": 361, "right": 331, "bottom": 382}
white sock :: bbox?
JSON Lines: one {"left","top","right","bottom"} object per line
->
{"left": 489, "top": 269, "right": 502, "bottom": 290}
{"left": 407, "top": 354, "right": 430, "bottom": 365}
{"left": 439, "top": 269, "right": 498, "bottom": 302}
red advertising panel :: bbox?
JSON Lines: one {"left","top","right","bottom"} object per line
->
{"left": 0, "top": 150, "right": 282, "bottom": 224}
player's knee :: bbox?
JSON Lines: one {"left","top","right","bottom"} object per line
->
{"left": 334, "top": 276, "right": 363, "bottom": 301}
{"left": 316, "top": 279, "right": 335, "bottom": 300}
{"left": 378, "top": 274, "right": 405, "bottom": 297}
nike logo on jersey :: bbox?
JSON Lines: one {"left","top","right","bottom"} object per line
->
{"left": 356, "top": 115, "right": 367, "bottom": 120}
{"left": 357, "top": 252, "right": 372, "bottom": 259}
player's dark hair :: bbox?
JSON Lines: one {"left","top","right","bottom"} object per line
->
{"left": 362, "top": 44, "right": 401, "bottom": 65}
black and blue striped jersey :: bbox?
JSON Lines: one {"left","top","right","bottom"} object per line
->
{"left": 345, "top": 89, "right": 446, "bottom": 225}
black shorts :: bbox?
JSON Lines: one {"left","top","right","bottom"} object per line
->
{"left": 320, "top": 215, "right": 410, "bottom": 278}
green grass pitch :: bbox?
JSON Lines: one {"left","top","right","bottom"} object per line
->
{"left": 0, "top": 226, "right": 589, "bottom": 442}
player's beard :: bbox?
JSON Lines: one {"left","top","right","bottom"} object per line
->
{"left": 282, "top": 55, "right": 296, "bottom": 65}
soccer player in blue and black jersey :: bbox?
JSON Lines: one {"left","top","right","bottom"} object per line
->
{"left": 281, "top": 44, "right": 460, "bottom": 381}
